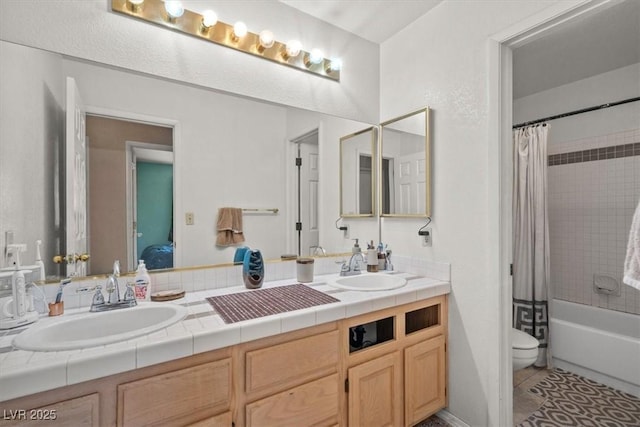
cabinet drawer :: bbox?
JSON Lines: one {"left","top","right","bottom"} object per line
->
{"left": 118, "top": 358, "right": 231, "bottom": 426}
{"left": 246, "top": 330, "right": 339, "bottom": 395}
{"left": 246, "top": 374, "right": 339, "bottom": 427}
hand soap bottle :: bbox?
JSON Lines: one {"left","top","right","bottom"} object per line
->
{"left": 134, "top": 260, "right": 151, "bottom": 300}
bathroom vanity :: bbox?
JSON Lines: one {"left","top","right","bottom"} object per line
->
{"left": 0, "top": 273, "right": 449, "bottom": 426}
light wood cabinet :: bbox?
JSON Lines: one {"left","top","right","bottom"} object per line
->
{"left": 0, "top": 394, "right": 99, "bottom": 427}
{"left": 246, "top": 374, "right": 340, "bottom": 427}
{"left": 1, "top": 295, "right": 447, "bottom": 427}
{"left": 347, "top": 352, "right": 403, "bottom": 427}
{"left": 344, "top": 296, "right": 447, "bottom": 427}
{"left": 117, "top": 358, "right": 232, "bottom": 426}
{"left": 404, "top": 335, "right": 446, "bottom": 426}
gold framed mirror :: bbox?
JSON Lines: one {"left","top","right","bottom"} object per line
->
{"left": 339, "top": 126, "right": 378, "bottom": 217}
{"left": 380, "top": 107, "right": 431, "bottom": 217}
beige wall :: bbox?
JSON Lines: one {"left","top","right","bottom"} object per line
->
{"left": 86, "top": 116, "right": 172, "bottom": 275}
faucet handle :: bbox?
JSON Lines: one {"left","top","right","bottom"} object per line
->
{"left": 92, "top": 285, "right": 105, "bottom": 306}
{"left": 123, "top": 282, "right": 136, "bottom": 302}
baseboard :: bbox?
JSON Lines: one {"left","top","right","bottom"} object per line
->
{"left": 437, "top": 409, "right": 469, "bottom": 427}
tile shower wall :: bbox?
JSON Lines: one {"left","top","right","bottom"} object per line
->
{"left": 548, "top": 128, "right": 640, "bottom": 315}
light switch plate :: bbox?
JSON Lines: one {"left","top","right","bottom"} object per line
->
{"left": 185, "top": 212, "right": 194, "bottom": 225}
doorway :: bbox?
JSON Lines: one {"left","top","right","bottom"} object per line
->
{"left": 291, "top": 129, "right": 320, "bottom": 256}
{"left": 490, "top": 0, "right": 631, "bottom": 424}
{"left": 85, "top": 115, "right": 173, "bottom": 274}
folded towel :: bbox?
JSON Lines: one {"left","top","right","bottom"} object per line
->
{"left": 216, "top": 207, "right": 245, "bottom": 246}
{"left": 623, "top": 198, "right": 640, "bottom": 290}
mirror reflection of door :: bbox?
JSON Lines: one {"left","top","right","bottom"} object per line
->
{"left": 85, "top": 116, "right": 173, "bottom": 274}
{"left": 293, "top": 130, "right": 320, "bottom": 256}
{"left": 65, "top": 77, "right": 88, "bottom": 277}
{"left": 358, "top": 155, "right": 372, "bottom": 214}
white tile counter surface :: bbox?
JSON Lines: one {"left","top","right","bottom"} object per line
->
{"left": 0, "top": 271, "right": 450, "bottom": 402}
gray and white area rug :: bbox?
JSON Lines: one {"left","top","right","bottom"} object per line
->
{"left": 517, "top": 368, "right": 640, "bottom": 427}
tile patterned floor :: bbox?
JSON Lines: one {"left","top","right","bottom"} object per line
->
{"left": 515, "top": 368, "right": 640, "bottom": 427}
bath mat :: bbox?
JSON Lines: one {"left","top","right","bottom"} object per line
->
{"left": 517, "top": 368, "right": 640, "bottom": 427}
{"left": 414, "top": 414, "right": 451, "bottom": 427}
{"left": 205, "top": 284, "right": 339, "bottom": 323}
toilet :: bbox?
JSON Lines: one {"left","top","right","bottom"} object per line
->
{"left": 512, "top": 328, "right": 539, "bottom": 371}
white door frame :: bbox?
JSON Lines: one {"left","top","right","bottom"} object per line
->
{"left": 84, "top": 106, "right": 181, "bottom": 269}
{"left": 488, "top": 1, "right": 612, "bottom": 425}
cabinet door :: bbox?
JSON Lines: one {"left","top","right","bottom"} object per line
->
{"left": 348, "top": 352, "right": 403, "bottom": 427}
{"left": 1, "top": 393, "right": 99, "bottom": 427}
{"left": 404, "top": 335, "right": 446, "bottom": 426}
{"left": 246, "top": 374, "right": 339, "bottom": 427}
{"left": 187, "top": 411, "right": 232, "bottom": 427}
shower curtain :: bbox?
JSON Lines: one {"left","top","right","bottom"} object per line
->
{"left": 513, "top": 124, "right": 550, "bottom": 367}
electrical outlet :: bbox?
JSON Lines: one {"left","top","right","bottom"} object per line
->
{"left": 185, "top": 212, "right": 194, "bottom": 225}
{"left": 422, "top": 228, "right": 432, "bottom": 247}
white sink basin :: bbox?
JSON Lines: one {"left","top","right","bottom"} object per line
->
{"left": 330, "top": 273, "right": 407, "bottom": 291}
{"left": 13, "top": 302, "right": 187, "bottom": 351}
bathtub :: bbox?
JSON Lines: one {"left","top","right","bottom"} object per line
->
{"left": 550, "top": 299, "right": 640, "bottom": 397}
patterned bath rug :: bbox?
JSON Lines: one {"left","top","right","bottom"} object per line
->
{"left": 415, "top": 414, "right": 451, "bottom": 427}
{"left": 517, "top": 368, "right": 640, "bottom": 427}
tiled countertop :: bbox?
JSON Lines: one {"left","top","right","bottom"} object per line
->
{"left": 0, "top": 272, "right": 450, "bottom": 402}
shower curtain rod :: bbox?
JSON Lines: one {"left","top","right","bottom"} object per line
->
{"left": 512, "top": 96, "right": 640, "bottom": 129}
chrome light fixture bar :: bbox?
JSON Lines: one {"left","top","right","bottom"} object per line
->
{"left": 111, "top": 0, "right": 341, "bottom": 81}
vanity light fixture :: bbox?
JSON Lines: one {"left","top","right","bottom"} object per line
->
{"left": 110, "top": 0, "right": 340, "bottom": 81}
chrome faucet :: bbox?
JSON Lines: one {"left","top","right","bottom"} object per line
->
{"left": 106, "top": 274, "right": 120, "bottom": 304}
{"left": 340, "top": 252, "right": 366, "bottom": 276}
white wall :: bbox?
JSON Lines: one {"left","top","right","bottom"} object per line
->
{"left": 0, "top": 41, "right": 64, "bottom": 281}
{"left": 514, "top": 63, "right": 640, "bottom": 315}
{"left": 379, "top": 1, "right": 564, "bottom": 425}
{"left": 0, "top": 0, "right": 379, "bottom": 124}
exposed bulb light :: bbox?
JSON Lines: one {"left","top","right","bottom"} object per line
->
{"left": 164, "top": 1, "right": 184, "bottom": 19}
{"left": 305, "top": 48, "right": 324, "bottom": 67}
{"left": 201, "top": 10, "right": 218, "bottom": 29}
{"left": 282, "top": 39, "right": 302, "bottom": 60}
{"left": 326, "top": 58, "right": 342, "bottom": 73}
{"left": 258, "top": 30, "right": 275, "bottom": 52}
{"left": 232, "top": 21, "right": 247, "bottom": 41}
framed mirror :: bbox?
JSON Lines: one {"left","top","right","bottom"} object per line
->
{"left": 340, "top": 126, "right": 377, "bottom": 217}
{"left": 380, "top": 107, "right": 431, "bottom": 217}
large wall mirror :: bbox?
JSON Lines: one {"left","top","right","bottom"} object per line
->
{"left": 339, "top": 127, "right": 377, "bottom": 217}
{"left": 0, "top": 40, "right": 376, "bottom": 284}
{"left": 380, "top": 107, "right": 431, "bottom": 217}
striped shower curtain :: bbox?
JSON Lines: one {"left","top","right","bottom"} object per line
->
{"left": 513, "top": 124, "right": 550, "bottom": 367}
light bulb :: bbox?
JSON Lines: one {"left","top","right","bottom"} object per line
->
{"left": 233, "top": 21, "right": 248, "bottom": 39}
{"left": 201, "top": 10, "right": 218, "bottom": 28}
{"left": 309, "top": 49, "right": 324, "bottom": 65}
{"left": 164, "top": 1, "right": 184, "bottom": 19}
{"left": 128, "top": 0, "right": 144, "bottom": 4}
{"left": 284, "top": 40, "right": 302, "bottom": 59}
{"left": 259, "top": 30, "right": 275, "bottom": 49}
{"left": 327, "top": 58, "right": 342, "bottom": 72}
